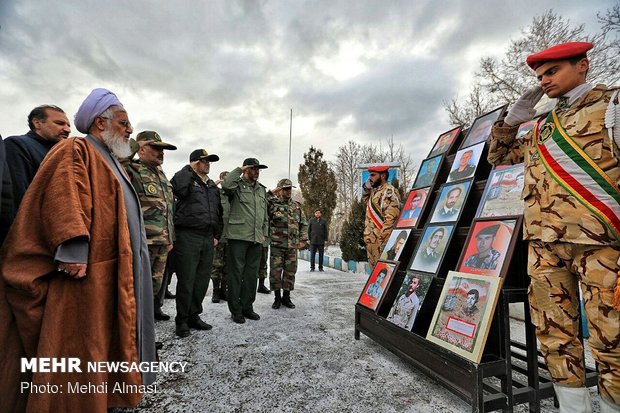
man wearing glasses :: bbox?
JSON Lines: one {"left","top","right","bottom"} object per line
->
{"left": 171, "top": 149, "right": 222, "bottom": 338}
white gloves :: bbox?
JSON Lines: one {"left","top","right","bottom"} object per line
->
{"left": 505, "top": 86, "right": 545, "bottom": 126}
{"left": 363, "top": 178, "right": 373, "bottom": 191}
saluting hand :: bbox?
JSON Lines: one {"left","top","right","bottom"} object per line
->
{"left": 504, "top": 86, "right": 544, "bottom": 126}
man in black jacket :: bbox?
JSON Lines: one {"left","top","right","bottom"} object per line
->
{"left": 5, "top": 105, "right": 70, "bottom": 216}
{"left": 171, "top": 149, "right": 223, "bottom": 338}
{"left": 308, "top": 208, "right": 328, "bottom": 272}
{"left": 0, "top": 135, "right": 14, "bottom": 245}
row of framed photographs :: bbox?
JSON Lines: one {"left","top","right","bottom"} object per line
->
{"left": 358, "top": 266, "right": 503, "bottom": 363}
{"left": 412, "top": 105, "right": 507, "bottom": 191}
{"left": 396, "top": 162, "right": 525, "bottom": 230}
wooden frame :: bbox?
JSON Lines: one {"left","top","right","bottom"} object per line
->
{"left": 396, "top": 187, "right": 431, "bottom": 229}
{"left": 426, "top": 271, "right": 503, "bottom": 363}
{"left": 379, "top": 228, "right": 412, "bottom": 262}
{"left": 412, "top": 154, "right": 444, "bottom": 189}
{"left": 386, "top": 271, "right": 434, "bottom": 331}
{"left": 428, "top": 126, "right": 462, "bottom": 158}
{"left": 409, "top": 223, "right": 456, "bottom": 274}
{"left": 475, "top": 164, "right": 525, "bottom": 218}
{"left": 459, "top": 105, "right": 507, "bottom": 149}
{"left": 428, "top": 179, "right": 473, "bottom": 224}
{"left": 456, "top": 217, "right": 522, "bottom": 278}
{"left": 447, "top": 142, "right": 485, "bottom": 183}
{"left": 358, "top": 261, "right": 399, "bottom": 311}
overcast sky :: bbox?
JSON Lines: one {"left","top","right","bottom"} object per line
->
{"left": 0, "top": 0, "right": 615, "bottom": 189}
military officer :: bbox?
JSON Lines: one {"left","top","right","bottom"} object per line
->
{"left": 257, "top": 246, "right": 271, "bottom": 294}
{"left": 362, "top": 165, "right": 401, "bottom": 268}
{"left": 222, "top": 158, "right": 269, "bottom": 324}
{"left": 124, "top": 130, "right": 176, "bottom": 321}
{"left": 488, "top": 42, "right": 620, "bottom": 412}
{"left": 211, "top": 171, "right": 230, "bottom": 303}
{"left": 268, "top": 178, "right": 308, "bottom": 309}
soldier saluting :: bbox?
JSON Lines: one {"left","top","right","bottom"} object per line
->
{"left": 488, "top": 42, "right": 620, "bottom": 412}
{"left": 362, "top": 165, "right": 401, "bottom": 269}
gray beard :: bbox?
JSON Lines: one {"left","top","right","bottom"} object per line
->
{"left": 101, "top": 128, "right": 132, "bottom": 159}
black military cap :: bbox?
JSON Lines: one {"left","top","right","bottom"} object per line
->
{"left": 243, "top": 157, "right": 268, "bottom": 169}
{"left": 190, "top": 149, "right": 219, "bottom": 162}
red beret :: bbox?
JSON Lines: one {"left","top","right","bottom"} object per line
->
{"left": 526, "top": 42, "right": 593, "bottom": 70}
{"left": 368, "top": 165, "right": 390, "bottom": 173}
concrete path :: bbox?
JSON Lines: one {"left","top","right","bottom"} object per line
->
{"left": 132, "top": 262, "right": 601, "bottom": 412}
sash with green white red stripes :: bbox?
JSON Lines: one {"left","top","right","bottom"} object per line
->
{"left": 367, "top": 196, "right": 384, "bottom": 230}
{"left": 534, "top": 110, "right": 620, "bottom": 241}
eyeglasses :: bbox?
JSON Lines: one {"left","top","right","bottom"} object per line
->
{"left": 99, "top": 117, "right": 132, "bottom": 129}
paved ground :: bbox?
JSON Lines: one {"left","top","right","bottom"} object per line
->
{"left": 130, "top": 261, "right": 602, "bottom": 413}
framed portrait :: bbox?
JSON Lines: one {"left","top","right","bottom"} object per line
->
{"left": 446, "top": 141, "right": 485, "bottom": 183}
{"left": 428, "top": 126, "right": 461, "bottom": 158}
{"left": 380, "top": 228, "right": 412, "bottom": 262}
{"left": 456, "top": 217, "right": 521, "bottom": 277}
{"left": 412, "top": 154, "right": 443, "bottom": 189}
{"left": 476, "top": 164, "right": 525, "bottom": 218}
{"left": 358, "top": 262, "right": 398, "bottom": 311}
{"left": 429, "top": 179, "right": 473, "bottom": 224}
{"left": 516, "top": 120, "right": 537, "bottom": 140}
{"left": 409, "top": 224, "right": 455, "bottom": 274}
{"left": 386, "top": 272, "right": 434, "bottom": 331}
{"left": 426, "top": 271, "right": 503, "bottom": 363}
{"left": 459, "top": 105, "right": 507, "bottom": 149}
{"left": 396, "top": 187, "right": 431, "bottom": 229}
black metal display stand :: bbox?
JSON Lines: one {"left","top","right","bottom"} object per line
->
{"left": 354, "top": 149, "right": 597, "bottom": 412}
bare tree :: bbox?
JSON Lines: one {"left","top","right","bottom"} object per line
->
{"left": 444, "top": 9, "right": 620, "bottom": 126}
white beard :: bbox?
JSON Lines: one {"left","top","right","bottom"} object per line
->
{"left": 101, "top": 128, "right": 132, "bottom": 159}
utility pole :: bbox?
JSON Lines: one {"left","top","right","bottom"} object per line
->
{"left": 288, "top": 108, "right": 292, "bottom": 179}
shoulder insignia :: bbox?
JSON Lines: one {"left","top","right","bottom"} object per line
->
{"left": 146, "top": 183, "right": 158, "bottom": 195}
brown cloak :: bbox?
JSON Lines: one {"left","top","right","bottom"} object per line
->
{"left": 0, "top": 137, "right": 142, "bottom": 412}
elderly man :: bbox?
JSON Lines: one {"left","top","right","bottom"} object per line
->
{"left": 488, "top": 42, "right": 620, "bottom": 412}
{"left": 124, "top": 131, "right": 177, "bottom": 322}
{"left": 0, "top": 88, "right": 156, "bottom": 412}
{"left": 362, "top": 165, "right": 401, "bottom": 268}
{"left": 223, "top": 158, "right": 269, "bottom": 324}
{"left": 5, "top": 105, "right": 71, "bottom": 214}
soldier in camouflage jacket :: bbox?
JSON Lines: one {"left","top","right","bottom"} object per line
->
{"left": 362, "top": 165, "right": 401, "bottom": 269}
{"left": 268, "top": 178, "right": 308, "bottom": 309}
{"left": 123, "top": 131, "right": 176, "bottom": 321}
{"left": 488, "top": 42, "right": 620, "bottom": 411}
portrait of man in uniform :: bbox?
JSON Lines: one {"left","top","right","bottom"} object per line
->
{"left": 460, "top": 105, "right": 505, "bottom": 148}
{"left": 413, "top": 155, "right": 442, "bottom": 188}
{"left": 386, "top": 272, "right": 432, "bottom": 330}
{"left": 428, "top": 127, "right": 460, "bottom": 158}
{"left": 410, "top": 225, "right": 454, "bottom": 274}
{"left": 463, "top": 224, "right": 501, "bottom": 270}
{"left": 430, "top": 181, "right": 472, "bottom": 224}
{"left": 358, "top": 262, "right": 397, "bottom": 311}
{"left": 380, "top": 229, "right": 411, "bottom": 261}
{"left": 447, "top": 142, "right": 484, "bottom": 183}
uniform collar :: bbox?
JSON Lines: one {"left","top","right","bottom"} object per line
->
{"left": 561, "top": 83, "right": 593, "bottom": 106}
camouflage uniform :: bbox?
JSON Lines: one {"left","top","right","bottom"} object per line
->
{"left": 268, "top": 192, "right": 308, "bottom": 291}
{"left": 489, "top": 84, "right": 620, "bottom": 403}
{"left": 211, "top": 185, "right": 230, "bottom": 300}
{"left": 124, "top": 159, "right": 175, "bottom": 297}
{"left": 363, "top": 182, "right": 401, "bottom": 269}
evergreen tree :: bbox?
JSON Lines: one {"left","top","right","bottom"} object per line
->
{"left": 298, "top": 146, "right": 337, "bottom": 227}
{"left": 339, "top": 198, "right": 367, "bottom": 262}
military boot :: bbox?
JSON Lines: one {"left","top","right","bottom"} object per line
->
{"left": 257, "top": 278, "right": 271, "bottom": 294}
{"left": 212, "top": 279, "right": 221, "bottom": 303}
{"left": 272, "top": 289, "right": 281, "bottom": 309}
{"left": 281, "top": 290, "right": 295, "bottom": 309}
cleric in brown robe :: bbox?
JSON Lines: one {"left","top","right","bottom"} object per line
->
{"left": 0, "top": 88, "right": 156, "bottom": 412}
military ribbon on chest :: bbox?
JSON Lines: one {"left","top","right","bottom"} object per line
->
{"left": 367, "top": 195, "right": 384, "bottom": 230}
{"left": 535, "top": 110, "right": 620, "bottom": 240}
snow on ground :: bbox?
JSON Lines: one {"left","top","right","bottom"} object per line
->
{"left": 127, "top": 261, "right": 601, "bottom": 412}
